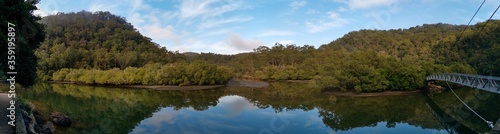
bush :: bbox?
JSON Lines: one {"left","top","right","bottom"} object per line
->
{"left": 52, "top": 68, "right": 70, "bottom": 81}
{"left": 51, "top": 61, "right": 234, "bottom": 86}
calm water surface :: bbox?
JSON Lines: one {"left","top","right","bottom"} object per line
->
{"left": 16, "top": 82, "right": 500, "bottom": 134}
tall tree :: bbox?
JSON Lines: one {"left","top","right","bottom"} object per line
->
{"left": 0, "top": 0, "right": 45, "bottom": 86}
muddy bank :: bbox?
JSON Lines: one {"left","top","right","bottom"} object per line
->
{"left": 284, "top": 80, "right": 312, "bottom": 83}
{"left": 46, "top": 81, "right": 224, "bottom": 90}
{"left": 119, "top": 85, "right": 224, "bottom": 90}
{"left": 227, "top": 79, "right": 269, "bottom": 88}
{"left": 323, "top": 90, "right": 422, "bottom": 97}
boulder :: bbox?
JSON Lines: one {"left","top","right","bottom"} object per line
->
{"left": 50, "top": 112, "right": 72, "bottom": 127}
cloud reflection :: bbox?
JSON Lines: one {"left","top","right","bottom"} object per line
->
{"left": 218, "top": 95, "right": 259, "bottom": 117}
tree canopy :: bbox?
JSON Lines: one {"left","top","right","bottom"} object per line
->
{"left": 34, "top": 10, "right": 500, "bottom": 91}
{"left": 36, "top": 11, "right": 185, "bottom": 81}
{"left": 0, "top": 0, "right": 45, "bottom": 86}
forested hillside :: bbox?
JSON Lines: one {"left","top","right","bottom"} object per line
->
{"left": 35, "top": 11, "right": 185, "bottom": 81}
{"left": 35, "top": 11, "right": 234, "bottom": 86}
{"left": 188, "top": 21, "right": 499, "bottom": 92}
{"left": 35, "top": 10, "right": 499, "bottom": 91}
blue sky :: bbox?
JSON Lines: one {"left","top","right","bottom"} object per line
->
{"left": 34, "top": 0, "right": 500, "bottom": 54}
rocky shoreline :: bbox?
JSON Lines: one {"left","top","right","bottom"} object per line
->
{"left": 17, "top": 99, "right": 71, "bottom": 134}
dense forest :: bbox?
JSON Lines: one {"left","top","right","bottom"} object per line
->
{"left": 186, "top": 21, "right": 498, "bottom": 92}
{"left": 36, "top": 11, "right": 234, "bottom": 86}
{"left": 35, "top": 11, "right": 186, "bottom": 81}
{"left": 34, "top": 11, "right": 499, "bottom": 91}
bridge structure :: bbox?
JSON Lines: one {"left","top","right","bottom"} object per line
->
{"left": 426, "top": 73, "right": 500, "bottom": 133}
{"left": 426, "top": 73, "right": 500, "bottom": 94}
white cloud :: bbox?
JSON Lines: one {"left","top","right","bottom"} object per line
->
{"left": 335, "top": 0, "right": 399, "bottom": 10}
{"left": 305, "top": 11, "right": 349, "bottom": 33}
{"left": 338, "top": 7, "right": 348, "bottom": 12}
{"left": 36, "top": 0, "right": 256, "bottom": 54}
{"left": 128, "top": 12, "right": 146, "bottom": 25}
{"left": 179, "top": 0, "right": 215, "bottom": 19}
{"left": 225, "top": 32, "right": 264, "bottom": 52}
{"left": 287, "top": 1, "right": 307, "bottom": 13}
{"left": 257, "top": 30, "right": 296, "bottom": 37}
{"left": 202, "top": 29, "right": 232, "bottom": 37}
{"left": 290, "top": 1, "right": 307, "bottom": 9}
{"left": 179, "top": 0, "right": 247, "bottom": 20}
{"left": 218, "top": 95, "right": 259, "bottom": 117}
{"left": 33, "top": 9, "right": 58, "bottom": 17}
{"left": 199, "top": 16, "right": 253, "bottom": 29}
{"left": 307, "top": 9, "right": 319, "bottom": 14}
{"left": 207, "top": 41, "right": 241, "bottom": 54}
{"left": 278, "top": 40, "right": 294, "bottom": 45}
{"left": 142, "top": 25, "right": 177, "bottom": 39}
{"left": 327, "top": 11, "right": 340, "bottom": 19}
{"left": 122, "top": 0, "right": 254, "bottom": 54}
{"left": 88, "top": 2, "right": 121, "bottom": 13}
{"left": 33, "top": 1, "right": 61, "bottom": 17}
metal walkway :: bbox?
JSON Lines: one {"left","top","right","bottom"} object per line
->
{"left": 426, "top": 73, "right": 500, "bottom": 94}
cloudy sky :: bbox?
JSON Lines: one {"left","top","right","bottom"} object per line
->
{"left": 34, "top": 0, "right": 500, "bottom": 54}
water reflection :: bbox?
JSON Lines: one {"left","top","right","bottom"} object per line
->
{"left": 130, "top": 95, "right": 329, "bottom": 134}
{"left": 430, "top": 87, "right": 500, "bottom": 133}
{"left": 16, "top": 82, "right": 498, "bottom": 133}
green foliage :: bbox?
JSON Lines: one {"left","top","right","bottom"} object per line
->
{"left": 37, "top": 10, "right": 500, "bottom": 92}
{"left": 0, "top": 0, "right": 45, "bottom": 86}
{"left": 227, "top": 21, "right": 500, "bottom": 92}
{"left": 52, "top": 68, "right": 70, "bottom": 81}
{"left": 52, "top": 61, "right": 233, "bottom": 86}
{"left": 36, "top": 11, "right": 186, "bottom": 80}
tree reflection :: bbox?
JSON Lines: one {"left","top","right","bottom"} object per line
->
{"left": 229, "top": 82, "right": 444, "bottom": 131}
{"left": 19, "top": 83, "right": 226, "bottom": 133}
{"left": 17, "top": 82, "right": 492, "bottom": 133}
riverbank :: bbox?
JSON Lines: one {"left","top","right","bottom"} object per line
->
{"left": 46, "top": 81, "right": 225, "bottom": 90}
{"left": 226, "top": 79, "right": 269, "bottom": 88}
{"left": 46, "top": 78, "right": 272, "bottom": 90}
{"left": 323, "top": 90, "right": 422, "bottom": 97}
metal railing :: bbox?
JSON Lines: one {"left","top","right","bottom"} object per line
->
{"left": 426, "top": 73, "right": 500, "bottom": 94}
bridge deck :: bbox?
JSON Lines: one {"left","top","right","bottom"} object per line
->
{"left": 426, "top": 73, "right": 500, "bottom": 94}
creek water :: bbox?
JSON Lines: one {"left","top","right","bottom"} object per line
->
{"left": 15, "top": 82, "right": 500, "bottom": 134}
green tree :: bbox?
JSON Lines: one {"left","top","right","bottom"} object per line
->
{"left": 0, "top": 0, "right": 45, "bottom": 86}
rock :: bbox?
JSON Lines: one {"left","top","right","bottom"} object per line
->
{"left": 28, "top": 111, "right": 37, "bottom": 134}
{"left": 34, "top": 114, "right": 44, "bottom": 126}
{"left": 50, "top": 112, "right": 72, "bottom": 127}
{"left": 16, "top": 108, "right": 27, "bottom": 134}
{"left": 42, "top": 121, "right": 55, "bottom": 134}
{"left": 492, "top": 119, "right": 500, "bottom": 134}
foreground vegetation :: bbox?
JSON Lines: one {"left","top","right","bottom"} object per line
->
{"left": 0, "top": 0, "right": 45, "bottom": 86}
{"left": 52, "top": 61, "right": 232, "bottom": 86}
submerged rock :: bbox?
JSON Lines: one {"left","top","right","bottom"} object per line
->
{"left": 50, "top": 112, "right": 72, "bottom": 127}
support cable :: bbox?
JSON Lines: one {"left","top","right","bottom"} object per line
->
{"left": 478, "top": 4, "right": 500, "bottom": 34}
{"left": 457, "top": 0, "right": 486, "bottom": 39}
{"left": 445, "top": 82, "right": 494, "bottom": 128}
